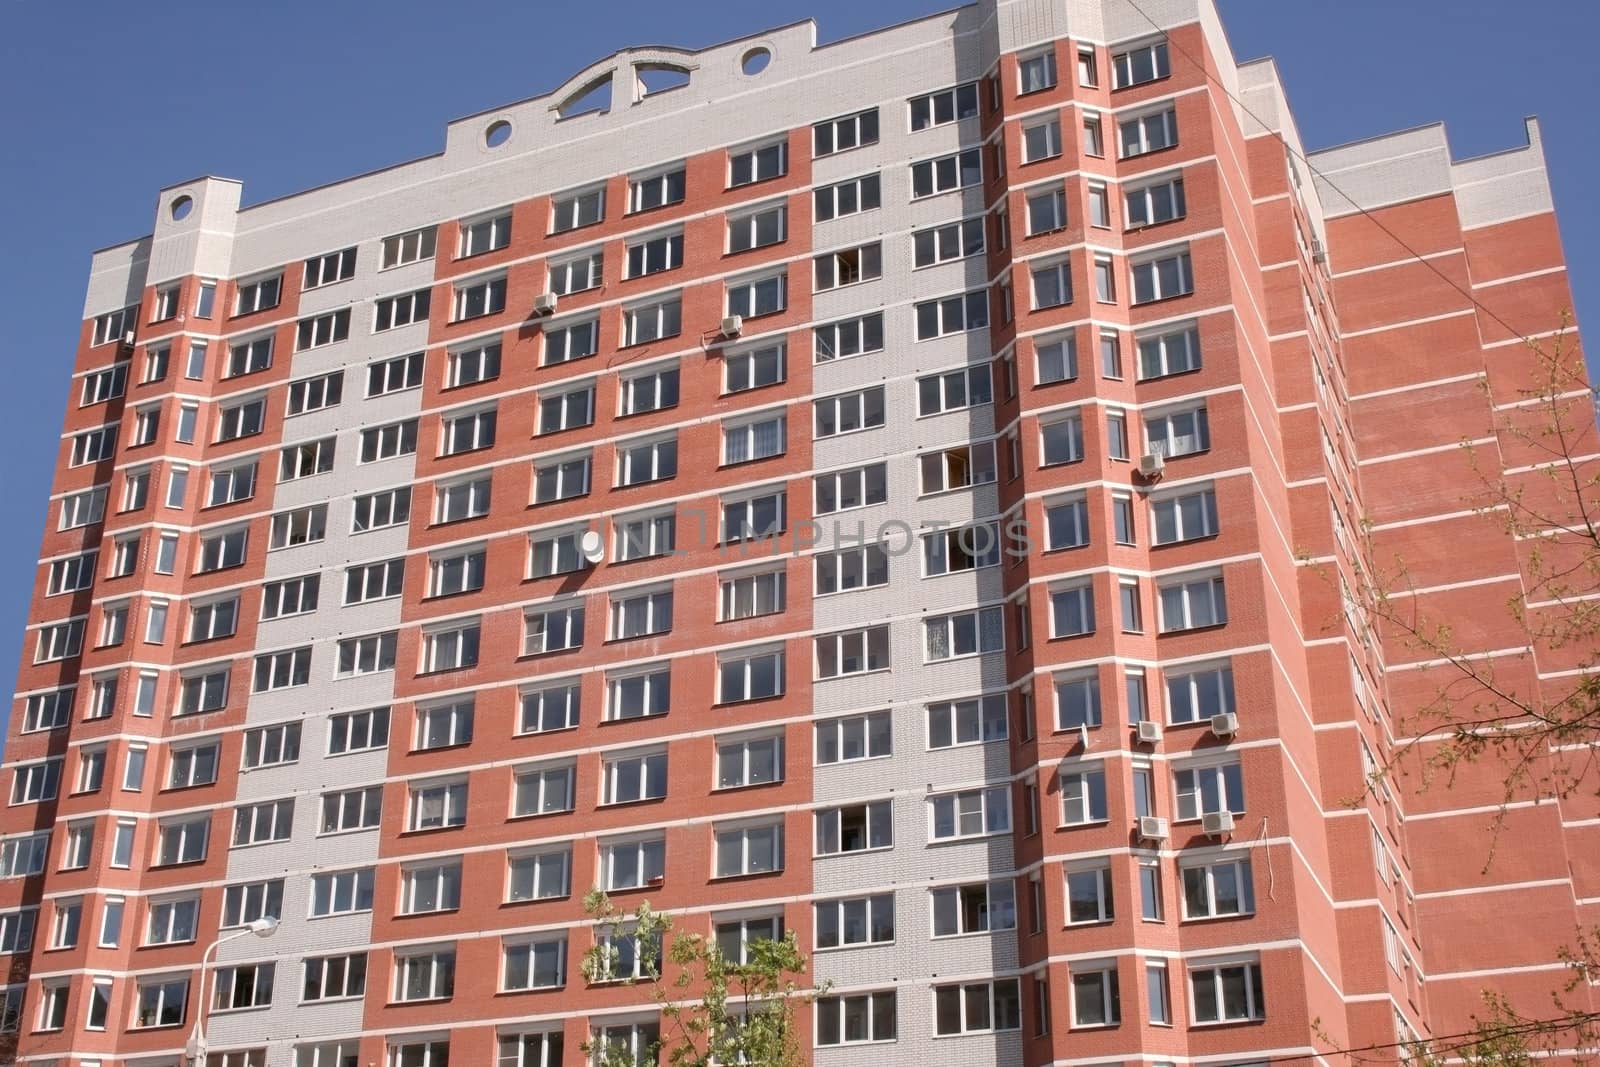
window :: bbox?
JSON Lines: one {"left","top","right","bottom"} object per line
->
{"left": 815, "top": 543, "right": 888, "bottom": 596}
{"left": 1061, "top": 764, "right": 1108, "bottom": 824}
{"left": 303, "top": 953, "right": 367, "bottom": 1003}
{"left": 374, "top": 288, "right": 432, "bottom": 331}
{"left": 1025, "top": 185, "right": 1068, "bottom": 236}
{"left": 133, "top": 976, "right": 189, "bottom": 1029}
{"left": 815, "top": 711, "right": 891, "bottom": 765}
{"left": 146, "top": 897, "right": 198, "bottom": 946}
{"left": 602, "top": 836, "right": 666, "bottom": 890}
{"left": 155, "top": 816, "right": 210, "bottom": 866}
{"left": 0, "top": 833, "right": 50, "bottom": 878}
{"left": 730, "top": 140, "right": 786, "bottom": 186}
{"left": 146, "top": 345, "right": 173, "bottom": 383}
{"left": 814, "top": 311, "right": 884, "bottom": 361}
{"left": 1120, "top": 577, "right": 1143, "bottom": 632}
{"left": 725, "top": 343, "right": 784, "bottom": 395}
{"left": 814, "top": 242, "right": 881, "bottom": 291}
{"left": 1174, "top": 761, "right": 1246, "bottom": 820}
{"left": 1168, "top": 661, "right": 1235, "bottom": 725}
{"left": 71, "top": 425, "right": 117, "bottom": 466}
{"left": 814, "top": 173, "right": 881, "bottom": 221}
{"left": 278, "top": 438, "right": 335, "bottom": 481}
{"left": 389, "top": 1040, "right": 451, "bottom": 1067}
{"left": 1183, "top": 857, "right": 1256, "bottom": 918}
{"left": 1153, "top": 485, "right": 1219, "bottom": 545}
{"left": 629, "top": 165, "right": 686, "bottom": 213}
{"left": 91, "top": 303, "right": 138, "bottom": 345}
{"left": 1114, "top": 39, "right": 1171, "bottom": 87}
{"left": 46, "top": 552, "right": 97, "bottom": 596}
{"left": 353, "top": 486, "right": 412, "bottom": 532}
{"left": 551, "top": 186, "right": 604, "bottom": 233}
{"left": 1041, "top": 413, "right": 1085, "bottom": 466}
{"left": 524, "top": 602, "right": 584, "bottom": 655}
{"left": 10, "top": 759, "right": 61, "bottom": 804}
{"left": 178, "top": 668, "right": 229, "bottom": 714}
{"left": 242, "top": 722, "right": 301, "bottom": 769}
{"left": 814, "top": 894, "right": 894, "bottom": 949}
{"left": 1018, "top": 49, "right": 1057, "bottom": 93}
{"left": 108, "top": 535, "right": 139, "bottom": 578}
{"left": 435, "top": 477, "right": 489, "bottom": 524}
{"left": 408, "top": 780, "right": 468, "bottom": 832}
{"left": 919, "top": 443, "right": 996, "bottom": 496}
{"left": 328, "top": 706, "right": 389, "bottom": 755}
{"left": 35, "top": 619, "right": 84, "bottom": 663}
{"left": 1146, "top": 404, "right": 1211, "bottom": 461}
{"left": 513, "top": 682, "right": 579, "bottom": 740}
{"left": 302, "top": 246, "right": 356, "bottom": 289}
{"left": 534, "top": 452, "right": 593, "bottom": 502}
{"left": 814, "top": 464, "right": 886, "bottom": 514}
{"left": 1045, "top": 494, "right": 1090, "bottom": 550}
{"left": 59, "top": 486, "right": 107, "bottom": 531}
{"left": 320, "top": 786, "right": 382, "bottom": 834}
{"left": 911, "top": 147, "right": 982, "bottom": 198}
{"left": 591, "top": 1021, "right": 659, "bottom": 1063}
{"left": 917, "top": 365, "right": 992, "bottom": 417}
{"left": 622, "top": 295, "right": 682, "bottom": 346}
{"left": 343, "top": 558, "right": 404, "bottom": 605}
{"left": 222, "top": 879, "right": 284, "bottom": 928}
{"left": 1189, "top": 959, "right": 1265, "bottom": 1022}
{"left": 922, "top": 523, "right": 1001, "bottom": 576}
{"left": 508, "top": 846, "right": 571, "bottom": 901}
{"left": 814, "top": 108, "right": 878, "bottom": 156}
{"left": 722, "top": 488, "right": 786, "bottom": 540}
{"left": 360, "top": 419, "right": 419, "bottom": 462}
{"left": 225, "top": 336, "right": 274, "bottom": 379}
{"left": 547, "top": 249, "right": 602, "bottom": 297}
{"left": 815, "top": 625, "right": 889, "bottom": 679}
{"left": 440, "top": 406, "right": 496, "bottom": 457}
{"left": 910, "top": 82, "right": 979, "bottom": 130}
{"left": 454, "top": 275, "right": 509, "bottom": 321}
{"left": 610, "top": 586, "right": 672, "bottom": 640}
{"left": 1088, "top": 180, "right": 1111, "bottom": 226}
{"left": 1121, "top": 107, "right": 1179, "bottom": 157}
{"left": 231, "top": 799, "right": 293, "bottom": 847}
{"left": 928, "top": 695, "right": 1006, "bottom": 749}
{"left": 924, "top": 607, "right": 1004, "bottom": 661}
{"left": 187, "top": 596, "right": 240, "bottom": 642}
{"left": 234, "top": 275, "right": 281, "bottom": 316}
{"left": 309, "top": 868, "right": 375, "bottom": 917}
{"left": 1078, "top": 45, "right": 1100, "bottom": 85}
{"left": 1071, "top": 963, "right": 1120, "bottom": 1027}
{"left": 715, "top": 914, "right": 784, "bottom": 965}
{"left": 81, "top": 363, "right": 128, "bottom": 406}
{"left": 1138, "top": 322, "right": 1202, "bottom": 379}
{"left": 205, "top": 461, "right": 257, "bottom": 507}
{"left": 716, "top": 733, "right": 783, "bottom": 789}
{"left": 214, "top": 397, "right": 265, "bottom": 444}
{"left": 542, "top": 316, "right": 599, "bottom": 365}
{"left": 75, "top": 749, "right": 105, "bottom": 793}
{"left": 416, "top": 699, "right": 474, "bottom": 750}
{"left": 932, "top": 879, "right": 1015, "bottom": 939}
{"left": 815, "top": 800, "right": 891, "bottom": 855}
{"left": 930, "top": 787, "right": 1010, "bottom": 840}
{"left": 1127, "top": 174, "right": 1186, "bottom": 227}
{"left": 367, "top": 351, "right": 424, "bottom": 396}
{"left": 911, "top": 217, "right": 984, "bottom": 270}
{"left": 252, "top": 646, "right": 311, "bottom": 692}
{"left": 1159, "top": 571, "right": 1228, "bottom": 632}
{"left": 714, "top": 821, "right": 783, "bottom": 877}
{"left": 382, "top": 225, "right": 438, "bottom": 268}
{"left": 723, "top": 412, "right": 786, "bottom": 464}
{"left": 934, "top": 979, "right": 1021, "bottom": 1035}
{"left": 512, "top": 762, "right": 575, "bottom": 817}
{"left": 393, "top": 948, "right": 456, "bottom": 1001}
{"left": 503, "top": 937, "right": 566, "bottom": 991}
{"left": 913, "top": 289, "right": 987, "bottom": 339}
{"left": 726, "top": 271, "right": 787, "bottom": 318}
{"left": 295, "top": 309, "right": 350, "bottom": 351}
{"left": 259, "top": 574, "right": 319, "bottom": 621}
{"left": 22, "top": 688, "right": 74, "bottom": 733}
{"left": 1131, "top": 247, "right": 1194, "bottom": 304}
{"left": 1031, "top": 259, "right": 1072, "bottom": 310}
{"left": 122, "top": 468, "right": 151, "bottom": 511}
{"left": 428, "top": 547, "right": 486, "bottom": 598}
{"left": 1023, "top": 117, "right": 1063, "bottom": 162}
{"left": 1067, "top": 864, "right": 1114, "bottom": 924}
{"left": 1050, "top": 582, "right": 1095, "bottom": 638}
{"left": 712, "top": 644, "right": 783, "bottom": 702}
{"left": 816, "top": 991, "right": 897, "bottom": 1045}
{"left": 130, "top": 405, "right": 162, "bottom": 446}
{"left": 460, "top": 211, "right": 511, "bottom": 256}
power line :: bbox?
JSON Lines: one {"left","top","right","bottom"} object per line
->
{"left": 1120, "top": 0, "right": 1539, "bottom": 347}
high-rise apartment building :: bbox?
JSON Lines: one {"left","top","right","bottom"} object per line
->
{"left": 3, "top": 0, "right": 1592, "bottom": 1064}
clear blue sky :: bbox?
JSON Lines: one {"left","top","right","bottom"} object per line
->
{"left": 0, "top": 0, "right": 1594, "bottom": 743}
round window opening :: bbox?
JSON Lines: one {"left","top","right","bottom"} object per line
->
{"left": 740, "top": 47, "right": 772, "bottom": 76}
{"left": 485, "top": 119, "right": 512, "bottom": 148}
{"left": 170, "top": 195, "right": 194, "bottom": 221}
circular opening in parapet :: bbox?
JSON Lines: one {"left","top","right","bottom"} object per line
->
{"left": 170, "top": 195, "right": 194, "bottom": 221}
{"left": 740, "top": 47, "right": 771, "bottom": 76}
{"left": 485, "top": 119, "right": 512, "bottom": 148}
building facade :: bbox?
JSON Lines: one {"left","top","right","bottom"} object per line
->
{"left": 2, "top": 0, "right": 1592, "bottom": 1064}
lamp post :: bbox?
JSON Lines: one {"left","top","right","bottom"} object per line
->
{"left": 184, "top": 916, "right": 278, "bottom": 1067}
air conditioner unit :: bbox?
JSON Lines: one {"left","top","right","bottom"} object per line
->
{"left": 120, "top": 329, "right": 136, "bottom": 347}
{"left": 1202, "top": 810, "right": 1235, "bottom": 837}
{"left": 1210, "top": 712, "right": 1239, "bottom": 738}
{"left": 1310, "top": 238, "right": 1327, "bottom": 266}
{"left": 1136, "top": 720, "right": 1163, "bottom": 744}
{"left": 1137, "top": 452, "right": 1165, "bottom": 479}
{"left": 720, "top": 314, "right": 743, "bottom": 338}
{"left": 1138, "top": 815, "right": 1169, "bottom": 842}
{"left": 532, "top": 292, "right": 558, "bottom": 316}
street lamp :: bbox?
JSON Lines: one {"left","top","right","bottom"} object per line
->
{"left": 184, "top": 916, "right": 278, "bottom": 1067}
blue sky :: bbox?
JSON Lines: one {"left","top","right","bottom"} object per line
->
{"left": 0, "top": 0, "right": 1594, "bottom": 741}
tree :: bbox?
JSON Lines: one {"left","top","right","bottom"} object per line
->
{"left": 579, "top": 889, "right": 817, "bottom": 1067}
{"left": 1347, "top": 321, "right": 1598, "bottom": 837}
